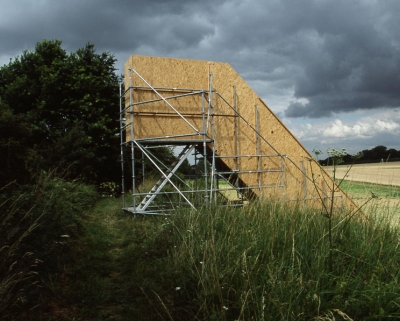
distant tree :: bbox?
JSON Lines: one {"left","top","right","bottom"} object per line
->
{"left": 359, "top": 145, "right": 390, "bottom": 162}
{"left": 387, "top": 148, "right": 400, "bottom": 160}
{"left": 318, "top": 145, "right": 400, "bottom": 165}
{"left": 371, "top": 145, "right": 388, "bottom": 160}
{"left": 178, "top": 158, "right": 193, "bottom": 176}
{"left": 0, "top": 40, "right": 120, "bottom": 184}
{"left": 360, "top": 149, "right": 371, "bottom": 161}
{"left": 194, "top": 158, "right": 212, "bottom": 174}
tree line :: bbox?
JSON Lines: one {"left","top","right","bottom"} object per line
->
{"left": 318, "top": 145, "right": 400, "bottom": 165}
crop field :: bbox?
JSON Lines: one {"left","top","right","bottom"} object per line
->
{"left": 325, "top": 161, "right": 400, "bottom": 218}
{"left": 324, "top": 161, "right": 400, "bottom": 186}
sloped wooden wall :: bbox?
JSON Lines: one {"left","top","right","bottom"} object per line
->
{"left": 124, "top": 55, "right": 357, "bottom": 211}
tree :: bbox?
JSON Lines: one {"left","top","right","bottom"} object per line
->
{"left": 370, "top": 145, "right": 388, "bottom": 161}
{"left": 0, "top": 40, "right": 120, "bottom": 185}
{"left": 0, "top": 101, "right": 33, "bottom": 184}
{"left": 387, "top": 148, "right": 400, "bottom": 160}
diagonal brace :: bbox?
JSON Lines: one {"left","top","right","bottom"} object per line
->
{"left": 134, "top": 143, "right": 197, "bottom": 211}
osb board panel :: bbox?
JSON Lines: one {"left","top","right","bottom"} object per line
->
{"left": 125, "top": 92, "right": 206, "bottom": 140}
{"left": 124, "top": 55, "right": 357, "bottom": 211}
{"left": 125, "top": 55, "right": 210, "bottom": 90}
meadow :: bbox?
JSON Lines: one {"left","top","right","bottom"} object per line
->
{"left": 2, "top": 164, "right": 400, "bottom": 320}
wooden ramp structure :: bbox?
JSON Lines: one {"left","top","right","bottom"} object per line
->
{"left": 120, "top": 55, "right": 357, "bottom": 215}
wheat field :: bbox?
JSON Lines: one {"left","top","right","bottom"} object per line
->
{"left": 324, "top": 161, "right": 400, "bottom": 186}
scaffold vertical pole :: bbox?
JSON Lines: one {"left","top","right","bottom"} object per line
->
{"left": 202, "top": 93, "right": 209, "bottom": 207}
{"left": 119, "top": 82, "right": 125, "bottom": 209}
{"left": 255, "top": 104, "right": 261, "bottom": 193}
{"left": 209, "top": 73, "right": 217, "bottom": 204}
{"left": 129, "top": 69, "right": 136, "bottom": 211}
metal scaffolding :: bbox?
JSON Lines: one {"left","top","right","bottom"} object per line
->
{"left": 119, "top": 63, "right": 346, "bottom": 215}
{"left": 120, "top": 67, "right": 289, "bottom": 215}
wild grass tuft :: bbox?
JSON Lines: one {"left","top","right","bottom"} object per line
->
{"left": 0, "top": 173, "right": 97, "bottom": 320}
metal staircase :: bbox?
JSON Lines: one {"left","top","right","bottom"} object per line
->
{"left": 134, "top": 144, "right": 195, "bottom": 212}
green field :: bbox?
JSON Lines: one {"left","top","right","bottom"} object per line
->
{"left": 338, "top": 180, "right": 400, "bottom": 219}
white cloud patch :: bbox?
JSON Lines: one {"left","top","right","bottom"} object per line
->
{"left": 374, "top": 119, "right": 399, "bottom": 131}
{"left": 323, "top": 114, "right": 400, "bottom": 139}
{"left": 283, "top": 109, "right": 400, "bottom": 153}
{"left": 323, "top": 120, "right": 355, "bottom": 138}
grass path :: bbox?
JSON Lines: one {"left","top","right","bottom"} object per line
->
{"left": 47, "top": 198, "right": 172, "bottom": 320}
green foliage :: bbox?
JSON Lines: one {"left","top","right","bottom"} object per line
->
{"left": 0, "top": 174, "right": 97, "bottom": 319}
{"left": 341, "top": 180, "right": 400, "bottom": 199}
{"left": 0, "top": 40, "right": 120, "bottom": 185}
{"left": 123, "top": 145, "right": 187, "bottom": 193}
{"left": 193, "top": 158, "right": 212, "bottom": 174}
{"left": 0, "top": 101, "right": 33, "bottom": 184}
{"left": 326, "top": 148, "right": 348, "bottom": 165}
{"left": 98, "top": 181, "right": 120, "bottom": 198}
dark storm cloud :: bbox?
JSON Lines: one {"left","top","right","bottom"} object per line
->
{"left": 1, "top": 0, "right": 400, "bottom": 118}
{"left": 281, "top": 1, "right": 400, "bottom": 118}
{"left": 0, "top": 0, "right": 223, "bottom": 70}
{"left": 190, "top": 0, "right": 400, "bottom": 118}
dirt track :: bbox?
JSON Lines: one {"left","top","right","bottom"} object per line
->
{"left": 324, "top": 161, "right": 400, "bottom": 186}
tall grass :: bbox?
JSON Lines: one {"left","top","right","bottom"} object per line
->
{"left": 21, "top": 195, "right": 400, "bottom": 320}
{"left": 0, "top": 173, "right": 97, "bottom": 320}
{"left": 158, "top": 201, "right": 400, "bottom": 320}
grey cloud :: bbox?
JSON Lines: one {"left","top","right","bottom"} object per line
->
{"left": 1, "top": 0, "right": 400, "bottom": 119}
{"left": 286, "top": 90, "right": 400, "bottom": 118}
{"left": 0, "top": 0, "right": 225, "bottom": 58}
{"left": 282, "top": 1, "right": 400, "bottom": 117}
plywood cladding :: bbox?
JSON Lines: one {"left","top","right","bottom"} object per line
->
{"left": 124, "top": 55, "right": 357, "bottom": 211}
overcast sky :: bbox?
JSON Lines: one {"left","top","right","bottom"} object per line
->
{"left": 1, "top": 0, "right": 400, "bottom": 156}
